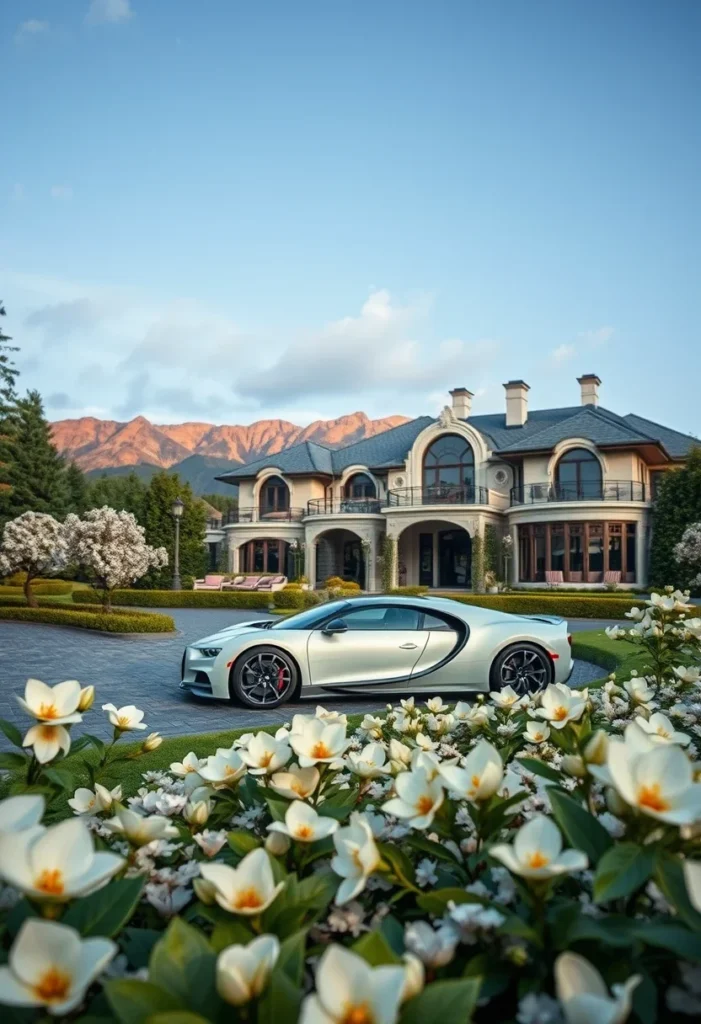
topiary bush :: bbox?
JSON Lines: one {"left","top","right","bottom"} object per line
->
{"left": 73, "top": 588, "right": 272, "bottom": 609}
{"left": 324, "top": 575, "right": 346, "bottom": 588}
{"left": 273, "top": 589, "right": 305, "bottom": 608}
{"left": 0, "top": 605, "right": 175, "bottom": 632}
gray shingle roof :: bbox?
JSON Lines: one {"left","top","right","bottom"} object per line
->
{"left": 217, "top": 403, "right": 697, "bottom": 483}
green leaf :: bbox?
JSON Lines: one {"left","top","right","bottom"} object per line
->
{"left": 379, "top": 914, "right": 405, "bottom": 957}
{"left": 548, "top": 786, "right": 613, "bottom": 866}
{"left": 406, "top": 833, "right": 464, "bottom": 867}
{"left": 262, "top": 791, "right": 290, "bottom": 822}
{"left": 400, "top": 978, "right": 482, "bottom": 1023}
{"left": 379, "top": 842, "right": 417, "bottom": 891}
{"left": 63, "top": 877, "right": 144, "bottom": 937}
{"left": 122, "top": 929, "right": 161, "bottom": 970}
{"left": 633, "top": 920, "right": 701, "bottom": 962}
{"left": 277, "top": 929, "right": 308, "bottom": 985}
{"left": 0, "top": 717, "right": 23, "bottom": 749}
{"left": 0, "top": 752, "right": 26, "bottom": 770}
{"left": 655, "top": 853, "right": 701, "bottom": 931}
{"left": 352, "top": 930, "right": 401, "bottom": 966}
{"left": 480, "top": 791, "right": 527, "bottom": 836}
{"left": 147, "top": 1015, "right": 210, "bottom": 1024}
{"left": 594, "top": 843, "right": 655, "bottom": 903}
{"left": 417, "top": 888, "right": 485, "bottom": 914}
{"left": 315, "top": 788, "right": 358, "bottom": 821}
{"left": 105, "top": 980, "right": 182, "bottom": 1024}
{"left": 85, "top": 733, "right": 106, "bottom": 757}
{"left": 209, "top": 918, "right": 253, "bottom": 953}
{"left": 257, "top": 967, "right": 303, "bottom": 1024}
{"left": 43, "top": 766, "right": 76, "bottom": 791}
{"left": 227, "top": 830, "right": 260, "bottom": 857}
{"left": 517, "top": 756, "right": 562, "bottom": 783}
{"left": 551, "top": 907, "right": 633, "bottom": 949}
{"left": 149, "top": 918, "right": 217, "bottom": 1016}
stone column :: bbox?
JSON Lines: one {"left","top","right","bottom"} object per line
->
{"left": 509, "top": 525, "right": 519, "bottom": 585}
{"left": 230, "top": 540, "right": 240, "bottom": 574}
{"left": 305, "top": 539, "right": 317, "bottom": 589}
{"left": 636, "top": 517, "right": 648, "bottom": 588}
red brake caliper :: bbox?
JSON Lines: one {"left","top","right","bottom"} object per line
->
{"left": 277, "top": 666, "right": 285, "bottom": 691}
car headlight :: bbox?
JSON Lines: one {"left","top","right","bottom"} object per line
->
{"left": 196, "top": 647, "right": 222, "bottom": 659}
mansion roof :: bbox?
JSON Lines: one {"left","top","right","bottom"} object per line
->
{"left": 217, "top": 404, "right": 697, "bottom": 483}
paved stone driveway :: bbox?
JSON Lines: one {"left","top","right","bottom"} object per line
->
{"left": 0, "top": 609, "right": 607, "bottom": 745}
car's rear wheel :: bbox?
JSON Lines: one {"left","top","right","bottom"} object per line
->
{"left": 230, "top": 646, "right": 298, "bottom": 709}
{"left": 490, "top": 643, "right": 551, "bottom": 695}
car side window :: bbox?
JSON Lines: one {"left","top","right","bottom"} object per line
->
{"left": 421, "top": 612, "right": 455, "bottom": 632}
{"left": 340, "top": 606, "right": 421, "bottom": 631}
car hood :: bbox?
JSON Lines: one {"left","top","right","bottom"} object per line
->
{"left": 189, "top": 620, "right": 275, "bottom": 647}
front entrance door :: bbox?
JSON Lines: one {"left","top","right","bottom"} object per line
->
{"left": 419, "top": 533, "right": 433, "bottom": 586}
{"left": 438, "top": 529, "right": 471, "bottom": 587}
{"left": 343, "top": 539, "right": 365, "bottom": 589}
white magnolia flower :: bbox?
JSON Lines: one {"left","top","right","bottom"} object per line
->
{"left": 491, "top": 685, "right": 529, "bottom": 710}
{"left": 68, "top": 784, "right": 122, "bottom": 816}
{"left": 101, "top": 703, "right": 147, "bottom": 731}
{"left": 490, "top": 814, "right": 588, "bottom": 880}
{"left": 198, "top": 748, "right": 247, "bottom": 788}
{"left": 170, "top": 752, "right": 205, "bottom": 777}
{"left": 331, "top": 812, "right": 381, "bottom": 905}
{"left": 17, "top": 679, "right": 82, "bottom": 725}
{"left": 464, "top": 703, "right": 496, "bottom": 729}
{"left": 193, "top": 829, "right": 228, "bottom": 857}
{"left": 299, "top": 944, "right": 405, "bottom": 1024}
{"left": 404, "top": 920, "right": 457, "bottom": 968}
{"left": 410, "top": 749, "right": 444, "bottom": 781}
{"left": 382, "top": 767, "right": 444, "bottom": 829}
{"left": 183, "top": 796, "right": 212, "bottom": 827}
{"left": 682, "top": 860, "right": 701, "bottom": 914}
{"left": 523, "top": 721, "right": 550, "bottom": 744}
{"left": 623, "top": 677, "right": 656, "bottom": 706}
{"left": 596, "top": 729, "right": 701, "bottom": 825}
{"left": 267, "top": 801, "right": 338, "bottom": 844}
{"left": 23, "top": 723, "right": 71, "bottom": 764}
{"left": 360, "top": 714, "right": 385, "bottom": 739}
{"left": 674, "top": 666, "right": 701, "bottom": 686}
{"left": 104, "top": 808, "right": 179, "bottom": 846}
{"left": 635, "top": 712, "right": 691, "bottom": 747}
{"left": 0, "top": 794, "right": 44, "bottom": 835}
{"left": 64, "top": 507, "right": 167, "bottom": 593}
{"left": 200, "top": 848, "right": 284, "bottom": 915}
{"left": 414, "top": 731, "right": 438, "bottom": 752}
{"left": 439, "top": 739, "right": 504, "bottom": 803}
{"left": 346, "top": 742, "right": 390, "bottom": 779}
{"left": 265, "top": 831, "right": 292, "bottom": 856}
{"left": 0, "top": 919, "right": 116, "bottom": 1016}
{"left": 239, "top": 733, "right": 291, "bottom": 775}
{"left": 425, "top": 696, "right": 449, "bottom": 713}
{"left": 401, "top": 952, "right": 425, "bottom": 1002}
{"left": 0, "top": 818, "right": 124, "bottom": 902}
{"left": 388, "top": 738, "right": 413, "bottom": 772}
{"left": 535, "top": 683, "right": 587, "bottom": 729}
{"left": 216, "top": 934, "right": 280, "bottom": 1006}
{"left": 289, "top": 718, "right": 351, "bottom": 767}
{"left": 315, "top": 706, "right": 348, "bottom": 727}
{"left": 269, "top": 763, "right": 320, "bottom": 800}
{"left": 555, "top": 952, "right": 641, "bottom": 1024}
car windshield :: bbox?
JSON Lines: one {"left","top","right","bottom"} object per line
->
{"left": 270, "top": 600, "right": 349, "bottom": 630}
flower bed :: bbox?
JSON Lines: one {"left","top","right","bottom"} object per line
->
{"left": 73, "top": 588, "right": 273, "bottom": 609}
{"left": 1, "top": 590, "right": 700, "bottom": 1022}
{"left": 0, "top": 605, "right": 175, "bottom": 632}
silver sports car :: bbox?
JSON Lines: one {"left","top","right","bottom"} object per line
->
{"left": 180, "top": 596, "right": 573, "bottom": 709}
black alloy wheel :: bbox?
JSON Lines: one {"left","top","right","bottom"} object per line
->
{"left": 490, "top": 643, "right": 551, "bottom": 695}
{"left": 231, "top": 646, "right": 298, "bottom": 708}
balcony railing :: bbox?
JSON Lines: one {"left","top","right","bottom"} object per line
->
{"left": 306, "top": 498, "right": 384, "bottom": 516}
{"left": 510, "top": 481, "right": 647, "bottom": 505}
{"left": 386, "top": 485, "right": 490, "bottom": 507}
{"left": 205, "top": 517, "right": 224, "bottom": 530}
{"left": 222, "top": 506, "right": 305, "bottom": 524}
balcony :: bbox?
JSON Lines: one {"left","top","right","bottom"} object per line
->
{"left": 386, "top": 485, "right": 490, "bottom": 507}
{"left": 510, "top": 481, "right": 647, "bottom": 506}
{"left": 222, "top": 506, "right": 305, "bottom": 524}
{"left": 306, "top": 498, "right": 384, "bottom": 516}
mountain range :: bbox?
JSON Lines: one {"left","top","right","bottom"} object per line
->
{"left": 50, "top": 412, "right": 409, "bottom": 495}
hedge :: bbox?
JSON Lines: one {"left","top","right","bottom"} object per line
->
{"left": 387, "top": 586, "right": 430, "bottom": 596}
{"left": 0, "top": 606, "right": 175, "bottom": 633}
{"left": 0, "top": 581, "right": 73, "bottom": 596}
{"left": 72, "top": 589, "right": 273, "bottom": 609}
{"left": 444, "top": 593, "right": 641, "bottom": 618}
{"left": 273, "top": 589, "right": 322, "bottom": 609}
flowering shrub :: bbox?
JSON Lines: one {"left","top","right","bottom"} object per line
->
{"left": 676, "top": 523, "right": 701, "bottom": 589}
{"left": 1, "top": 589, "right": 701, "bottom": 1021}
{"left": 0, "top": 511, "right": 69, "bottom": 607}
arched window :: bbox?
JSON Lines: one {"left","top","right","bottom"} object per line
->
{"left": 555, "top": 448, "right": 602, "bottom": 499}
{"left": 259, "top": 475, "right": 289, "bottom": 513}
{"left": 344, "top": 473, "right": 376, "bottom": 499}
{"left": 422, "top": 434, "right": 475, "bottom": 498}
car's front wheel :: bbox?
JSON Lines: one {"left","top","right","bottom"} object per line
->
{"left": 490, "top": 643, "right": 551, "bottom": 695}
{"left": 230, "top": 646, "right": 298, "bottom": 709}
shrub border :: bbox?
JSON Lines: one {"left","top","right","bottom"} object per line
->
{"left": 0, "top": 605, "right": 176, "bottom": 634}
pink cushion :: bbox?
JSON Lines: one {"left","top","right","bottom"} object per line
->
{"left": 204, "top": 575, "right": 225, "bottom": 586}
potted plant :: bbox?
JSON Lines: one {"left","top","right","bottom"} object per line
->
{"left": 484, "top": 569, "right": 499, "bottom": 594}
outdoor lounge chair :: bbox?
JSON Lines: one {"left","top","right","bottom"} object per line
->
{"left": 220, "top": 576, "right": 245, "bottom": 590}
{"left": 604, "top": 570, "right": 622, "bottom": 586}
{"left": 230, "top": 576, "right": 263, "bottom": 590}
{"left": 256, "top": 575, "right": 287, "bottom": 592}
{"left": 193, "top": 574, "right": 227, "bottom": 591}
{"left": 545, "top": 571, "right": 564, "bottom": 586}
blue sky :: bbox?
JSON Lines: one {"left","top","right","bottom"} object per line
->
{"left": 2, "top": 0, "right": 699, "bottom": 433}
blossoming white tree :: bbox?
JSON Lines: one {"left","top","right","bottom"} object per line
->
{"left": 65, "top": 506, "right": 167, "bottom": 611}
{"left": 0, "top": 511, "right": 69, "bottom": 607}
{"left": 675, "top": 522, "right": 701, "bottom": 587}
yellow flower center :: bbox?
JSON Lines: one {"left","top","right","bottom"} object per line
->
{"left": 416, "top": 794, "right": 434, "bottom": 815}
{"left": 34, "top": 967, "right": 71, "bottom": 1003}
{"left": 234, "top": 887, "right": 264, "bottom": 910}
{"left": 259, "top": 752, "right": 274, "bottom": 768}
{"left": 290, "top": 780, "right": 306, "bottom": 796}
{"left": 117, "top": 715, "right": 131, "bottom": 728}
{"left": 295, "top": 825, "right": 314, "bottom": 839}
{"left": 656, "top": 727, "right": 671, "bottom": 738}
{"left": 35, "top": 869, "right": 65, "bottom": 895}
{"left": 224, "top": 764, "right": 238, "bottom": 776}
{"left": 637, "top": 783, "right": 670, "bottom": 813}
{"left": 341, "top": 1003, "right": 375, "bottom": 1024}
{"left": 526, "top": 851, "right": 550, "bottom": 869}
{"left": 310, "top": 742, "right": 332, "bottom": 759}
{"left": 552, "top": 706, "right": 568, "bottom": 721}
{"left": 39, "top": 725, "right": 59, "bottom": 741}
{"left": 38, "top": 702, "right": 59, "bottom": 720}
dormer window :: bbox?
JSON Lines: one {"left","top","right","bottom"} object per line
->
{"left": 555, "top": 448, "right": 602, "bottom": 500}
{"left": 423, "top": 434, "right": 475, "bottom": 499}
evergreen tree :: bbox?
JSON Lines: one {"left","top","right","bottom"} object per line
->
{"left": 86, "top": 471, "right": 149, "bottom": 521}
{"left": 137, "top": 471, "right": 207, "bottom": 588}
{"left": 200, "top": 492, "right": 238, "bottom": 515}
{"left": 0, "top": 390, "right": 69, "bottom": 523}
{"left": 650, "top": 447, "right": 701, "bottom": 588}
{"left": 0, "top": 302, "right": 20, "bottom": 512}
{"left": 66, "top": 462, "right": 89, "bottom": 515}
{"left": 0, "top": 301, "right": 18, "bottom": 407}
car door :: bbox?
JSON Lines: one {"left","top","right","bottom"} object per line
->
{"left": 410, "top": 610, "right": 463, "bottom": 686}
{"left": 306, "top": 604, "right": 428, "bottom": 686}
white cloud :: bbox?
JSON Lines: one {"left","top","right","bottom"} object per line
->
{"left": 551, "top": 343, "right": 576, "bottom": 363}
{"left": 50, "top": 185, "right": 73, "bottom": 201}
{"left": 86, "top": 0, "right": 133, "bottom": 25}
{"left": 579, "top": 326, "right": 614, "bottom": 347}
{"left": 15, "top": 19, "right": 49, "bottom": 43}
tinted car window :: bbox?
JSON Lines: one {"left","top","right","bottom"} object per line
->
{"left": 271, "top": 601, "right": 349, "bottom": 630}
{"left": 341, "top": 606, "right": 420, "bottom": 630}
{"left": 421, "top": 612, "right": 455, "bottom": 631}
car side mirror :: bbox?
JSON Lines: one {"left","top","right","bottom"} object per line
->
{"left": 322, "top": 618, "right": 348, "bottom": 636}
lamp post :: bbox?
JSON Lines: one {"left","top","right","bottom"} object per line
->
{"left": 171, "top": 497, "right": 184, "bottom": 590}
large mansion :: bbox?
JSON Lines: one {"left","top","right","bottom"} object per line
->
{"left": 206, "top": 376, "right": 696, "bottom": 590}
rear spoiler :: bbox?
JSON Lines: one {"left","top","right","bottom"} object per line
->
{"left": 520, "top": 613, "right": 566, "bottom": 626}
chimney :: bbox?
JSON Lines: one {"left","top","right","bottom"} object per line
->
{"left": 449, "top": 387, "right": 473, "bottom": 418}
{"left": 503, "top": 380, "right": 530, "bottom": 427}
{"left": 577, "top": 374, "right": 601, "bottom": 407}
